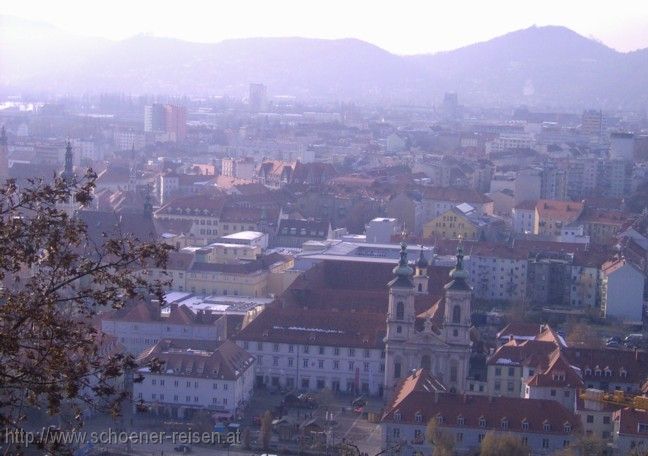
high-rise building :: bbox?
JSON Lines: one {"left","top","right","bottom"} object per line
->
{"left": 164, "top": 105, "right": 187, "bottom": 141}
{"left": 581, "top": 110, "right": 603, "bottom": 139}
{"left": 144, "top": 104, "right": 166, "bottom": 132}
{"left": 249, "top": 83, "right": 267, "bottom": 112}
{"left": 144, "top": 104, "right": 187, "bottom": 141}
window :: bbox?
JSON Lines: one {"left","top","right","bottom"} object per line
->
{"left": 542, "top": 439, "right": 549, "bottom": 449}
{"left": 288, "top": 358, "right": 294, "bottom": 367}
{"left": 364, "top": 362, "right": 370, "bottom": 372}
{"left": 304, "top": 346, "right": 310, "bottom": 354}
{"left": 396, "top": 301, "right": 404, "bottom": 320}
{"left": 495, "top": 367, "right": 502, "bottom": 376}
{"left": 603, "top": 416, "right": 610, "bottom": 425}
{"left": 303, "top": 358, "right": 309, "bottom": 368}
{"left": 551, "top": 389, "right": 557, "bottom": 397}
{"left": 494, "top": 381, "right": 501, "bottom": 391}
{"left": 394, "top": 412, "right": 401, "bottom": 422}
{"left": 564, "top": 423, "right": 572, "bottom": 433}
{"left": 452, "top": 305, "right": 461, "bottom": 324}
{"left": 364, "top": 349, "right": 370, "bottom": 358}
{"left": 349, "top": 361, "right": 355, "bottom": 370}
{"left": 478, "top": 434, "right": 485, "bottom": 443}
{"left": 319, "top": 346, "right": 325, "bottom": 355}
{"left": 349, "top": 348, "right": 355, "bottom": 357}
{"left": 479, "top": 417, "right": 486, "bottom": 428}
{"left": 508, "top": 367, "right": 515, "bottom": 377}
{"left": 318, "top": 360, "right": 324, "bottom": 369}
{"left": 257, "top": 342, "right": 263, "bottom": 351}
{"left": 273, "top": 357, "right": 279, "bottom": 367}
{"left": 392, "top": 428, "right": 400, "bottom": 438}
{"left": 544, "top": 421, "right": 551, "bottom": 432}
{"left": 522, "top": 420, "right": 529, "bottom": 431}
{"left": 563, "top": 440, "right": 570, "bottom": 447}
{"left": 213, "top": 383, "right": 218, "bottom": 390}
{"left": 333, "top": 360, "right": 339, "bottom": 370}
{"left": 501, "top": 418, "right": 509, "bottom": 430}
{"left": 586, "top": 415, "right": 594, "bottom": 424}
{"left": 288, "top": 345, "right": 294, "bottom": 353}
{"left": 457, "top": 416, "right": 464, "bottom": 426}
{"left": 334, "top": 347, "right": 340, "bottom": 356}
{"left": 415, "top": 412, "right": 422, "bottom": 423}
{"left": 223, "top": 383, "right": 228, "bottom": 390}
{"left": 301, "top": 378, "right": 310, "bottom": 389}
{"left": 394, "top": 362, "right": 401, "bottom": 379}
{"left": 456, "top": 433, "right": 463, "bottom": 442}
{"left": 151, "top": 379, "right": 156, "bottom": 385}
{"left": 273, "top": 343, "right": 279, "bottom": 352}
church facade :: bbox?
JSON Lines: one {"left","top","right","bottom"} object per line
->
{"left": 383, "top": 243, "right": 472, "bottom": 396}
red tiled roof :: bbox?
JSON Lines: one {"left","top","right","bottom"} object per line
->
{"left": 234, "top": 307, "right": 386, "bottom": 349}
{"left": 564, "top": 347, "right": 648, "bottom": 385}
{"left": 526, "top": 351, "right": 584, "bottom": 388}
{"left": 613, "top": 407, "right": 648, "bottom": 437}
{"left": 156, "top": 194, "right": 227, "bottom": 217}
{"left": 383, "top": 370, "right": 580, "bottom": 435}
{"left": 535, "top": 199, "right": 584, "bottom": 221}
{"left": 137, "top": 339, "right": 254, "bottom": 381}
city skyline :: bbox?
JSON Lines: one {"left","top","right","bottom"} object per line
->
{"left": 1, "top": 0, "right": 648, "bottom": 55}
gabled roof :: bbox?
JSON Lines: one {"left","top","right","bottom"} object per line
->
{"left": 137, "top": 339, "right": 254, "bottom": 380}
{"left": 526, "top": 351, "right": 584, "bottom": 388}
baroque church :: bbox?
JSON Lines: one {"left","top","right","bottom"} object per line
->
{"left": 384, "top": 242, "right": 472, "bottom": 396}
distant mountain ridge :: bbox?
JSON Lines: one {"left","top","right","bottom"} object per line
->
{"left": 1, "top": 16, "right": 647, "bottom": 109}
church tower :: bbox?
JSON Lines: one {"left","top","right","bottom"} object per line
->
{"left": 0, "top": 126, "right": 9, "bottom": 182}
{"left": 58, "top": 141, "right": 77, "bottom": 216}
{"left": 61, "top": 141, "right": 75, "bottom": 184}
{"left": 443, "top": 244, "right": 472, "bottom": 347}
{"left": 413, "top": 248, "right": 429, "bottom": 294}
{"left": 384, "top": 242, "right": 415, "bottom": 394}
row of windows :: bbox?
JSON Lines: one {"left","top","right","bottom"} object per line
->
{"left": 244, "top": 342, "right": 375, "bottom": 358}
{"left": 139, "top": 392, "right": 228, "bottom": 405}
{"left": 149, "top": 378, "right": 228, "bottom": 390}
{"left": 392, "top": 414, "right": 567, "bottom": 432}
{"left": 390, "top": 428, "right": 566, "bottom": 448}
{"left": 258, "top": 355, "right": 380, "bottom": 372}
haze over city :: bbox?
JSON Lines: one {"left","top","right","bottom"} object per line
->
{"left": 1, "top": 2, "right": 648, "bottom": 456}
{"left": 2, "top": 0, "right": 648, "bottom": 54}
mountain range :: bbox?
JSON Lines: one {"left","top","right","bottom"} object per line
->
{"left": 1, "top": 15, "right": 647, "bottom": 109}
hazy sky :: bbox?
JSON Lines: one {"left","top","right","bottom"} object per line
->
{"left": 2, "top": 0, "right": 647, "bottom": 54}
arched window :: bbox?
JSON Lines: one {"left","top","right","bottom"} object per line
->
{"left": 452, "top": 305, "right": 461, "bottom": 324}
{"left": 396, "top": 301, "right": 404, "bottom": 320}
{"left": 418, "top": 283, "right": 423, "bottom": 292}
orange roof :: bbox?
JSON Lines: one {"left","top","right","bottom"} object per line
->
{"left": 535, "top": 199, "right": 584, "bottom": 221}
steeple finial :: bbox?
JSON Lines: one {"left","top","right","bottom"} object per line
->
{"left": 449, "top": 239, "right": 468, "bottom": 281}
{"left": 392, "top": 241, "right": 413, "bottom": 278}
{"left": 416, "top": 246, "right": 429, "bottom": 269}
